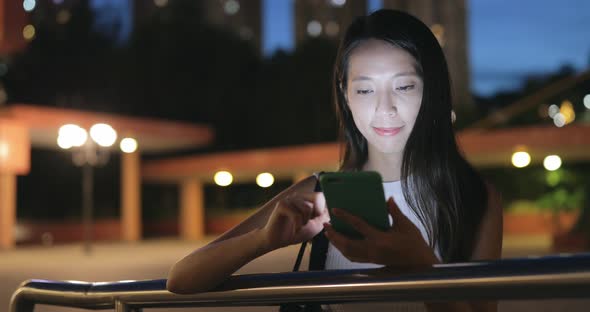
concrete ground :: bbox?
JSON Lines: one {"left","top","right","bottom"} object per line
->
{"left": 1, "top": 235, "right": 589, "bottom": 312}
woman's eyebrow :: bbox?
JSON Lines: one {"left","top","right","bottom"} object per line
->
{"left": 393, "top": 71, "right": 419, "bottom": 78}
{"left": 350, "top": 71, "right": 419, "bottom": 82}
{"left": 351, "top": 76, "right": 372, "bottom": 82}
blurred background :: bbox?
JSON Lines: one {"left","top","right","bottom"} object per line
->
{"left": 0, "top": 0, "right": 590, "bottom": 310}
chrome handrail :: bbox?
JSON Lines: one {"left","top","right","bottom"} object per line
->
{"left": 10, "top": 253, "right": 590, "bottom": 312}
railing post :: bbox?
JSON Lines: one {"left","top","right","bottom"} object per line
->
{"left": 115, "top": 300, "right": 140, "bottom": 312}
{"left": 9, "top": 293, "right": 34, "bottom": 312}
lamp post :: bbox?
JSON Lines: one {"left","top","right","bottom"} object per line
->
{"left": 57, "top": 123, "right": 117, "bottom": 254}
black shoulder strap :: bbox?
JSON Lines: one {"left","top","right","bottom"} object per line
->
{"left": 280, "top": 175, "right": 327, "bottom": 312}
{"left": 309, "top": 173, "right": 328, "bottom": 271}
{"left": 308, "top": 230, "right": 328, "bottom": 270}
{"left": 291, "top": 173, "right": 329, "bottom": 272}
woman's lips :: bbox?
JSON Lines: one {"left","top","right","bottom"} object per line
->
{"left": 373, "top": 126, "right": 402, "bottom": 136}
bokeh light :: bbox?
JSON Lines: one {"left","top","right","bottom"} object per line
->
{"left": 154, "top": 0, "right": 168, "bottom": 7}
{"left": 90, "top": 123, "right": 117, "bottom": 147}
{"left": 553, "top": 113, "right": 566, "bottom": 127}
{"left": 548, "top": 104, "right": 559, "bottom": 118}
{"left": 58, "top": 124, "right": 88, "bottom": 148}
{"left": 57, "top": 9, "right": 71, "bottom": 24}
{"left": 224, "top": 0, "right": 240, "bottom": 15}
{"left": 23, "top": 24, "right": 35, "bottom": 40}
{"left": 307, "top": 20, "right": 322, "bottom": 37}
{"left": 511, "top": 151, "right": 531, "bottom": 168}
{"left": 543, "top": 155, "right": 562, "bottom": 171}
{"left": 256, "top": 172, "right": 275, "bottom": 188}
{"left": 214, "top": 171, "right": 233, "bottom": 186}
{"left": 57, "top": 136, "right": 72, "bottom": 149}
{"left": 559, "top": 100, "right": 575, "bottom": 124}
{"left": 546, "top": 170, "right": 562, "bottom": 186}
{"left": 23, "top": 0, "right": 36, "bottom": 12}
{"left": 325, "top": 21, "right": 339, "bottom": 37}
{"left": 120, "top": 138, "right": 138, "bottom": 153}
{"left": 584, "top": 94, "right": 590, "bottom": 109}
{"left": 431, "top": 24, "right": 445, "bottom": 46}
{"left": 0, "top": 141, "right": 9, "bottom": 159}
{"left": 329, "top": 0, "right": 346, "bottom": 7}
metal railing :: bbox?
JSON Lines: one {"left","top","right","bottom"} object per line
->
{"left": 10, "top": 253, "right": 590, "bottom": 312}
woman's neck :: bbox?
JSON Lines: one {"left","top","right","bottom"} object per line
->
{"left": 363, "top": 147, "right": 403, "bottom": 182}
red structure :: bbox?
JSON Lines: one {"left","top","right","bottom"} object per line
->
{"left": 0, "top": 0, "right": 29, "bottom": 54}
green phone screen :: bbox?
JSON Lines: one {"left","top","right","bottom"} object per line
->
{"left": 319, "top": 171, "right": 390, "bottom": 239}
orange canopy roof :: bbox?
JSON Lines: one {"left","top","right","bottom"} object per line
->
{"left": 143, "top": 124, "right": 590, "bottom": 183}
{"left": 2, "top": 104, "right": 214, "bottom": 153}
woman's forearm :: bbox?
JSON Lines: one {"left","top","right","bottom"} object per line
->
{"left": 166, "top": 228, "right": 270, "bottom": 294}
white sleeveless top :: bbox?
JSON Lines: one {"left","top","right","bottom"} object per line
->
{"left": 323, "top": 180, "right": 440, "bottom": 311}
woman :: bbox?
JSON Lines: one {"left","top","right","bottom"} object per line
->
{"left": 167, "top": 9, "right": 502, "bottom": 312}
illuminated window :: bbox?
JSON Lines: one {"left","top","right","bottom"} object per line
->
{"left": 307, "top": 20, "right": 322, "bottom": 37}
{"left": 56, "top": 10, "right": 71, "bottom": 24}
{"left": 154, "top": 0, "right": 168, "bottom": 7}
{"left": 330, "top": 0, "right": 346, "bottom": 7}
{"left": 224, "top": 0, "right": 240, "bottom": 15}
{"left": 326, "top": 21, "right": 339, "bottom": 37}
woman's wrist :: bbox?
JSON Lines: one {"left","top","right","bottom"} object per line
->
{"left": 250, "top": 227, "right": 274, "bottom": 256}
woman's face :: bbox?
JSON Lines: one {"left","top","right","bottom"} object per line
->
{"left": 346, "top": 39, "right": 423, "bottom": 155}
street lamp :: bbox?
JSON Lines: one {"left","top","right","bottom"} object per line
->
{"left": 57, "top": 123, "right": 117, "bottom": 254}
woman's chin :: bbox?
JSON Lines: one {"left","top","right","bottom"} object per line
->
{"left": 368, "top": 140, "right": 405, "bottom": 155}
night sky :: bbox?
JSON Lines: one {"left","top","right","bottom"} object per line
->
{"left": 263, "top": 0, "right": 590, "bottom": 96}
{"left": 89, "top": 0, "right": 590, "bottom": 96}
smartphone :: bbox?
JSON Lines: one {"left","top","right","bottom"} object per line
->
{"left": 319, "top": 171, "right": 390, "bottom": 239}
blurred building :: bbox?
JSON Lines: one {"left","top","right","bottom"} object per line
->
{"left": 134, "top": 0, "right": 262, "bottom": 54}
{"left": 295, "top": 0, "right": 367, "bottom": 44}
{"left": 382, "top": 0, "right": 472, "bottom": 112}
{"left": 0, "top": 0, "right": 30, "bottom": 55}
{"left": 202, "top": 0, "right": 262, "bottom": 54}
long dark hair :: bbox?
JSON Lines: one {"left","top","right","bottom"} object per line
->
{"left": 334, "top": 9, "right": 488, "bottom": 262}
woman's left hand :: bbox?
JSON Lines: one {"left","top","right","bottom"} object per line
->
{"left": 324, "top": 197, "right": 440, "bottom": 268}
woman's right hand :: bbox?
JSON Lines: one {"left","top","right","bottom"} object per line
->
{"left": 261, "top": 192, "right": 329, "bottom": 251}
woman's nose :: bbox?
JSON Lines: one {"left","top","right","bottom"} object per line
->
{"left": 376, "top": 94, "right": 397, "bottom": 117}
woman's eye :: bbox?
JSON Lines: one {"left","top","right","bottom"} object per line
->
{"left": 356, "top": 89, "right": 373, "bottom": 95}
{"left": 396, "top": 85, "right": 415, "bottom": 92}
